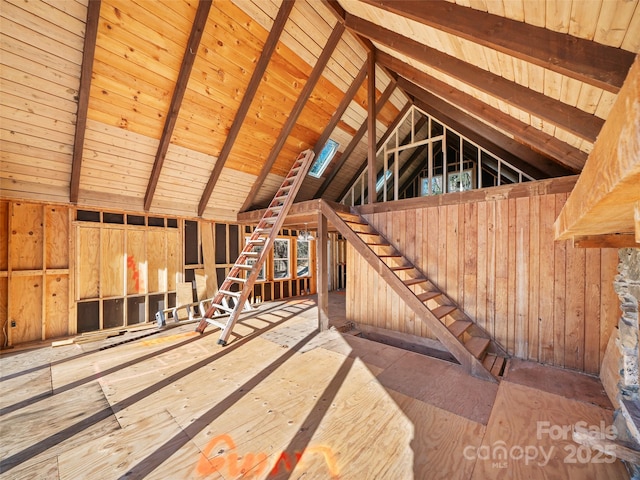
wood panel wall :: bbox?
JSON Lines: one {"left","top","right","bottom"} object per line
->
{"left": 346, "top": 179, "right": 620, "bottom": 375}
{"left": 0, "top": 200, "right": 72, "bottom": 346}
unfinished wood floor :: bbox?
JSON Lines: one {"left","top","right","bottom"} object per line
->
{"left": 0, "top": 293, "right": 629, "bottom": 479}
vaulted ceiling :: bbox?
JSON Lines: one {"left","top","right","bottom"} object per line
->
{"left": 1, "top": 0, "right": 638, "bottom": 222}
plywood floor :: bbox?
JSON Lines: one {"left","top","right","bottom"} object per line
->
{"left": 0, "top": 293, "right": 629, "bottom": 479}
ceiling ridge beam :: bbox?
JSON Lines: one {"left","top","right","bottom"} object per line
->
{"left": 197, "top": 0, "right": 295, "bottom": 217}
{"left": 144, "top": 0, "right": 212, "bottom": 212}
{"left": 241, "top": 22, "right": 346, "bottom": 212}
{"left": 360, "top": 0, "right": 635, "bottom": 93}
{"left": 380, "top": 52, "right": 587, "bottom": 172}
{"left": 334, "top": 98, "right": 409, "bottom": 202}
{"left": 70, "top": 0, "right": 101, "bottom": 204}
{"left": 315, "top": 80, "right": 398, "bottom": 199}
{"left": 346, "top": 13, "right": 604, "bottom": 144}
{"left": 303, "top": 62, "right": 368, "bottom": 200}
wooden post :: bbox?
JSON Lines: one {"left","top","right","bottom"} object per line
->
{"left": 367, "top": 50, "right": 376, "bottom": 204}
{"left": 317, "top": 211, "right": 329, "bottom": 331}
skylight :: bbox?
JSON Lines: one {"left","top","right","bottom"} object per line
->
{"left": 308, "top": 139, "right": 339, "bottom": 178}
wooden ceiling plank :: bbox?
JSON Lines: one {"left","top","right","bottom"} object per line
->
{"left": 196, "top": 0, "right": 295, "bottom": 217}
{"left": 241, "top": 22, "right": 346, "bottom": 212}
{"left": 69, "top": 0, "right": 101, "bottom": 204}
{"left": 303, "top": 62, "right": 368, "bottom": 200}
{"left": 555, "top": 56, "right": 640, "bottom": 241}
{"left": 143, "top": 0, "right": 212, "bottom": 212}
{"left": 345, "top": 13, "right": 604, "bottom": 143}
{"left": 315, "top": 80, "right": 398, "bottom": 199}
{"left": 380, "top": 53, "right": 587, "bottom": 172}
{"left": 360, "top": 0, "right": 635, "bottom": 93}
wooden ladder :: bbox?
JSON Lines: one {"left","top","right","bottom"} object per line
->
{"left": 321, "top": 201, "right": 507, "bottom": 382}
{"left": 195, "top": 149, "right": 316, "bottom": 345}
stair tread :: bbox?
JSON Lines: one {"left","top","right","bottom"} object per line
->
{"left": 465, "top": 337, "right": 491, "bottom": 359}
{"left": 416, "top": 291, "right": 441, "bottom": 302}
{"left": 403, "top": 277, "right": 426, "bottom": 286}
{"left": 490, "top": 357, "right": 506, "bottom": 377}
{"left": 448, "top": 320, "right": 472, "bottom": 337}
{"left": 390, "top": 265, "right": 413, "bottom": 271}
{"left": 431, "top": 304, "right": 456, "bottom": 319}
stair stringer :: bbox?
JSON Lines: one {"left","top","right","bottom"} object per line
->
{"left": 321, "top": 200, "right": 498, "bottom": 383}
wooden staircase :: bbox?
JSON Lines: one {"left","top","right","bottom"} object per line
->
{"left": 321, "top": 201, "right": 507, "bottom": 382}
{"left": 195, "top": 149, "right": 315, "bottom": 345}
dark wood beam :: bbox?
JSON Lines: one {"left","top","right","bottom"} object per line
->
{"left": 367, "top": 50, "right": 376, "bottom": 204}
{"left": 241, "top": 23, "right": 346, "bottom": 212}
{"left": 303, "top": 62, "right": 368, "bottom": 200}
{"left": 361, "top": 0, "right": 635, "bottom": 93}
{"left": 315, "top": 81, "right": 399, "bottom": 200}
{"left": 144, "top": 0, "right": 212, "bottom": 211}
{"left": 346, "top": 13, "right": 604, "bottom": 143}
{"left": 69, "top": 0, "right": 101, "bottom": 204}
{"left": 197, "top": 0, "right": 294, "bottom": 217}
{"left": 381, "top": 53, "right": 587, "bottom": 172}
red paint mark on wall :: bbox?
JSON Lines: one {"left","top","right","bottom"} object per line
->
{"left": 127, "top": 254, "right": 141, "bottom": 292}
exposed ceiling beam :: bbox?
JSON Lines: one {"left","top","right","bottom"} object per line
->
{"left": 345, "top": 13, "right": 604, "bottom": 144}
{"left": 335, "top": 100, "right": 411, "bottom": 202}
{"left": 241, "top": 23, "right": 346, "bottom": 212}
{"left": 143, "top": 0, "right": 212, "bottom": 212}
{"left": 197, "top": 0, "right": 295, "bottom": 217}
{"left": 314, "top": 80, "right": 398, "bottom": 199}
{"left": 555, "top": 56, "right": 640, "bottom": 242}
{"left": 381, "top": 53, "right": 587, "bottom": 172}
{"left": 360, "top": 0, "right": 635, "bottom": 93}
{"left": 69, "top": 0, "right": 101, "bottom": 204}
{"left": 302, "top": 62, "right": 368, "bottom": 201}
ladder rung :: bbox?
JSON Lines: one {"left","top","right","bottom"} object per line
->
{"left": 219, "top": 289, "right": 241, "bottom": 297}
{"left": 273, "top": 195, "right": 287, "bottom": 202}
{"left": 269, "top": 206, "right": 283, "bottom": 213}
{"left": 234, "top": 264, "right": 253, "bottom": 270}
{"left": 416, "top": 291, "right": 441, "bottom": 302}
{"left": 228, "top": 277, "right": 246, "bottom": 283}
{"left": 262, "top": 217, "right": 277, "bottom": 223}
{"left": 242, "top": 252, "right": 259, "bottom": 258}
{"left": 432, "top": 305, "right": 457, "bottom": 319}
{"left": 246, "top": 238, "right": 265, "bottom": 245}
{"left": 205, "top": 317, "right": 229, "bottom": 329}
{"left": 280, "top": 184, "right": 293, "bottom": 191}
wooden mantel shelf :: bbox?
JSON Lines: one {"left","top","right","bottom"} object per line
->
{"left": 555, "top": 55, "right": 640, "bottom": 245}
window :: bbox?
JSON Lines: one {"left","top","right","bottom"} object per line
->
{"left": 376, "top": 170, "right": 392, "bottom": 192}
{"left": 309, "top": 139, "right": 339, "bottom": 178}
{"left": 448, "top": 169, "right": 474, "bottom": 192}
{"left": 273, "top": 239, "right": 290, "bottom": 279}
{"left": 296, "top": 240, "right": 310, "bottom": 277}
{"left": 245, "top": 237, "right": 265, "bottom": 281}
